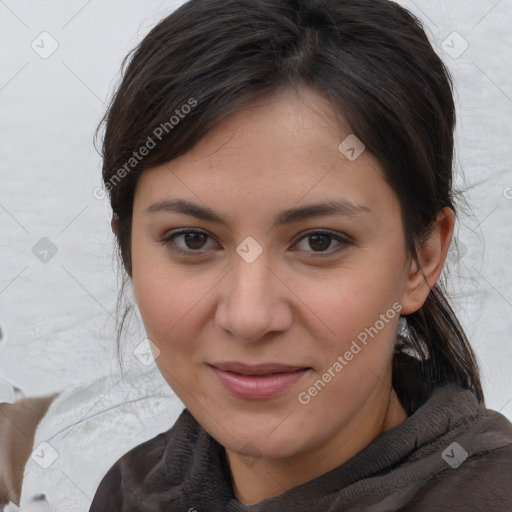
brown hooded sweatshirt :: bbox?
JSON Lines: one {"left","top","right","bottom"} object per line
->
{"left": 89, "top": 378, "right": 512, "bottom": 511}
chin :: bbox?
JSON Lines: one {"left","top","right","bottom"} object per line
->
{"left": 210, "top": 414, "right": 315, "bottom": 460}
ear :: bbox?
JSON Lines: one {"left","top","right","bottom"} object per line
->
{"left": 400, "top": 207, "right": 455, "bottom": 315}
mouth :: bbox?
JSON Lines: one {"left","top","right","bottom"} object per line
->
{"left": 208, "top": 361, "right": 312, "bottom": 400}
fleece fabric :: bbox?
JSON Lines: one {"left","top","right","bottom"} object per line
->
{"left": 89, "top": 381, "right": 512, "bottom": 511}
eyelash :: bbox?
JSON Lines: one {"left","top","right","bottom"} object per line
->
{"left": 158, "top": 228, "right": 351, "bottom": 258}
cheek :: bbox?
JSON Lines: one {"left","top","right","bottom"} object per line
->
{"left": 292, "top": 261, "right": 403, "bottom": 345}
{"left": 134, "top": 270, "right": 199, "bottom": 346}
{"left": 288, "top": 262, "right": 404, "bottom": 408}
{"left": 131, "top": 241, "right": 218, "bottom": 362}
{"left": 132, "top": 236, "right": 180, "bottom": 344}
{"left": 292, "top": 274, "right": 402, "bottom": 423}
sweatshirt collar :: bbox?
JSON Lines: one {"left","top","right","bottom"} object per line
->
{"left": 162, "top": 384, "right": 481, "bottom": 510}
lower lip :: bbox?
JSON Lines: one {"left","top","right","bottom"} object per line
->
{"left": 210, "top": 366, "right": 310, "bottom": 399}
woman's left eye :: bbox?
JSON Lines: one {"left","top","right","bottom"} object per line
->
{"left": 293, "top": 230, "right": 350, "bottom": 255}
{"left": 158, "top": 229, "right": 350, "bottom": 257}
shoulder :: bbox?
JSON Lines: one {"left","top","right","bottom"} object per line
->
{"left": 88, "top": 408, "right": 196, "bottom": 512}
{"left": 88, "top": 430, "right": 170, "bottom": 512}
{"left": 409, "top": 401, "right": 512, "bottom": 511}
{"left": 412, "top": 446, "right": 512, "bottom": 511}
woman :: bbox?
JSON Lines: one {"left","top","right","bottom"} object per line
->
{"left": 89, "top": 0, "right": 512, "bottom": 510}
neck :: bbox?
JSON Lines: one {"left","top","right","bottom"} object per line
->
{"left": 226, "top": 383, "right": 408, "bottom": 504}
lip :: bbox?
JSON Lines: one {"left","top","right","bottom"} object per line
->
{"left": 209, "top": 362, "right": 311, "bottom": 400}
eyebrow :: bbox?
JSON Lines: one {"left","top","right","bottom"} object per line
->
{"left": 146, "top": 198, "right": 373, "bottom": 230}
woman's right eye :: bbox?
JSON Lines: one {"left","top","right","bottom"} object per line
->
{"left": 159, "top": 229, "right": 217, "bottom": 255}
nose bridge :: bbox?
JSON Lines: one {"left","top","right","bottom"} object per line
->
{"left": 233, "top": 252, "right": 272, "bottom": 306}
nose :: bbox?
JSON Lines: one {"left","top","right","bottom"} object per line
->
{"left": 214, "top": 253, "right": 293, "bottom": 343}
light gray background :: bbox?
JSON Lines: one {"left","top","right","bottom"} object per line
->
{"left": 1, "top": 0, "right": 511, "bottom": 418}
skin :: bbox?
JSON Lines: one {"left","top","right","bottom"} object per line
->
{"left": 129, "top": 86, "right": 454, "bottom": 504}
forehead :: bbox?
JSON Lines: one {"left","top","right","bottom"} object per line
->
{"left": 134, "top": 87, "right": 399, "bottom": 222}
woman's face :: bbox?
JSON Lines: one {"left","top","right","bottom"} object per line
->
{"left": 131, "top": 87, "right": 414, "bottom": 463}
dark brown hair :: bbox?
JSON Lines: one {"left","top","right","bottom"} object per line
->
{"left": 97, "top": 0, "right": 484, "bottom": 413}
